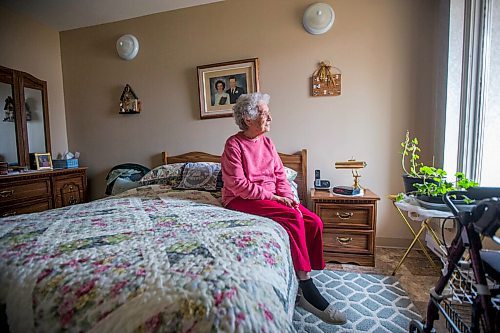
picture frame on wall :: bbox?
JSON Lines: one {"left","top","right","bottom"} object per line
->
{"left": 197, "top": 58, "right": 260, "bottom": 119}
{"left": 33, "top": 153, "right": 53, "bottom": 170}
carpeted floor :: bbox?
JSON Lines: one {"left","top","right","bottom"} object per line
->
{"left": 293, "top": 270, "right": 421, "bottom": 333}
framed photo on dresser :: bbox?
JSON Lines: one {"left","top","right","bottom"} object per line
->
{"left": 32, "top": 153, "right": 53, "bottom": 170}
{"left": 197, "top": 58, "right": 260, "bottom": 119}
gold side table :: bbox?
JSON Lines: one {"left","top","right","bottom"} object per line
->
{"left": 388, "top": 195, "right": 453, "bottom": 275}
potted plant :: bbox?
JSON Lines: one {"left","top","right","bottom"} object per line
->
{"left": 412, "top": 167, "right": 478, "bottom": 210}
{"left": 400, "top": 130, "right": 427, "bottom": 192}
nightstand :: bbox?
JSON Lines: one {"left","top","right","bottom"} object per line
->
{"left": 310, "top": 189, "right": 380, "bottom": 266}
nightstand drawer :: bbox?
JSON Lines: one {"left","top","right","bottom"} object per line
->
{"left": 323, "top": 230, "right": 374, "bottom": 255}
{"left": 317, "top": 203, "right": 373, "bottom": 229}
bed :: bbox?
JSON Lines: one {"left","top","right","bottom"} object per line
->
{"left": 0, "top": 150, "right": 308, "bottom": 333}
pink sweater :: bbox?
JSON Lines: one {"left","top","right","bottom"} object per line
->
{"left": 221, "top": 132, "right": 293, "bottom": 207}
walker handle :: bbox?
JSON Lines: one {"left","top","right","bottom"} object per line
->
{"left": 443, "top": 190, "right": 467, "bottom": 216}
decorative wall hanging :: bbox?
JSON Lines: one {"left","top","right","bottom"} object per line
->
{"left": 119, "top": 84, "right": 141, "bottom": 114}
{"left": 3, "top": 96, "right": 32, "bottom": 122}
{"left": 197, "top": 58, "right": 260, "bottom": 119}
{"left": 311, "top": 61, "right": 341, "bottom": 97}
{"left": 3, "top": 96, "right": 14, "bottom": 122}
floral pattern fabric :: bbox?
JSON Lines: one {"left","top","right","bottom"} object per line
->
{"left": 176, "top": 162, "right": 221, "bottom": 191}
{"left": 0, "top": 185, "right": 297, "bottom": 333}
{"left": 139, "top": 163, "right": 185, "bottom": 187}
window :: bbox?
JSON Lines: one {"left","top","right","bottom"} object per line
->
{"left": 444, "top": 0, "right": 500, "bottom": 186}
{"left": 481, "top": 0, "right": 500, "bottom": 185}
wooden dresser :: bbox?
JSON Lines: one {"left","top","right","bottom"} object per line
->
{"left": 0, "top": 168, "right": 87, "bottom": 217}
{"left": 310, "top": 189, "right": 380, "bottom": 266}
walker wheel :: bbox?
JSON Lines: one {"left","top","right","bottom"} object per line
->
{"left": 408, "top": 319, "right": 424, "bottom": 333}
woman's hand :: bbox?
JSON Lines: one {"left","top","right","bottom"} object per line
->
{"left": 272, "top": 195, "right": 298, "bottom": 208}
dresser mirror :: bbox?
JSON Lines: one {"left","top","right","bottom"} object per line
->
{"left": 0, "top": 80, "right": 19, "bottom": 165}
{"left": 0, "top": 65, "right": 51, "bottom": 167}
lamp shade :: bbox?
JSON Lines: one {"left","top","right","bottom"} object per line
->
{"left": 303, "top": 3, "right": 335, "bottom": 35}
{"left": 116, "top": 34, "right": 139, "bottom": 60}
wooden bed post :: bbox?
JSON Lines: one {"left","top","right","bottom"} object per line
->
{"left": 162, "top": 152, "right": 168, "bottom": 165}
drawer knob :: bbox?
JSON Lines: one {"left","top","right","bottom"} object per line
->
{"left": 336, "top": 211, "right": 353, "bottom": 220}
{"left": 336, "top": 236, "right": 352, "bottom": 245}
{"left": 69, "top": 186, "right": 74, "bottom": 191}
{"left": 0, "top": 190, "right": 14, "bottom": 198}
{"left": 69, "top": 197, "right": 78, "bottom": 205}
{"left": 2, "top": 211, "right": 16, "bottom": 217}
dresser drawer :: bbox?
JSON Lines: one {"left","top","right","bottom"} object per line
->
{"left": 0, "top": 168, "right": 87, "bottom": 215}
{"left": 317, "top": 203, "right": 373, "bottom": 229}
{"left": 0, "top": 198, "right": 52, "bottom": 217}
{"left": 53, "top": 175, "right": 84, "bottom": 197}
{"left": 55, "top": 191, "right": 82, "bottom": 208}
{"left": 323, "top": 229, "right": 374, "bottom": 255}
{"left": 0, "top": 178, "right": 51, "bottom": 204}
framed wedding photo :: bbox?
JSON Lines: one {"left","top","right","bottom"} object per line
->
{"left": 197, "top": 58, "right": 260, "bottom": 119}
{"left": 34, "top": 153, "right": 53, "bottom": 170}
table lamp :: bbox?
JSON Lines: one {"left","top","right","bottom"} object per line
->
{"left": 334, "top": 159, "right": 367, "bottom": 194}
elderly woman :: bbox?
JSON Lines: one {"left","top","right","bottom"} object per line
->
{"left": 221, "top": 92, "right": 346, "bottom": 325}
{"left": 213, "top": 80, "right": 230, "bottom": 106}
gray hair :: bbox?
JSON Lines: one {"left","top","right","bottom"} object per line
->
{"left": 232, "top": 92, "right": 270, "bottom": 130}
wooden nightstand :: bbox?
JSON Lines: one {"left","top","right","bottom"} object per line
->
{"left": 310, "top": 189, "right": 380, "bottom": 266}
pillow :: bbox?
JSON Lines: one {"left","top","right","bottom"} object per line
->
{"left": 176, "top": 162, "right": 221, "bottom": 191}
{"left": 283, "top": 166, "right": 300, "bottom": 202}
{"left": 111, "top": 178, "right": 141, "bottom": 195}
{"left": 289, "top": 180, "right": 300, "bottom": 203}
{"left": 139, "top": 163, "right": 185, "bottom": 186}
{"left": 284, "top": 166, "right": 298, "bottom": 182}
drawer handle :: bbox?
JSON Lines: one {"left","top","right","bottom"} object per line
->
{"left": 0, "top": 190, "right": 14, "bottom": 198}
{"left": 336, "top": 237, "right": 352, "bottom": 245}
{"left": 69, "top": 185, "right": 74, "bottom": 191}
{"left": 2, "top": 211, "right": 16, "bottom": 217}
{"left": 336, "top": 211, "right": 353, "bottom": 220}
{"left": 69, "top": 197, "right": 78, "bottom": 205}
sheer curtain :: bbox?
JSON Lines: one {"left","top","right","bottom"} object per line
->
{"left": 444, "top": 0, "right": 499, "bottom": 186}
{"left": 480, "top": 0, "right": 500, "bottom": 185}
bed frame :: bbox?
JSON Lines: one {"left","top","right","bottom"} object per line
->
{"left": 162, "top": 150, "right": 308, "bottom": 204}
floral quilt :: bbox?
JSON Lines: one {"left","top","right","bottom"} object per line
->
{"left": 0, "top": 185, "right": 297, "bottom": 332}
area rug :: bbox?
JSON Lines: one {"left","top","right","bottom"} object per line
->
{"left": 293, "top": 270, "right": 422, "bottom": 333}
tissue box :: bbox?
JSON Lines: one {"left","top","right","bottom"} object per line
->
{"left": 53, "top": 159, "right": 79, "bottom": 169}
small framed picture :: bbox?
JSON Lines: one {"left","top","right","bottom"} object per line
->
{"left": 197, "top": 58, "right": 260, "bottom": 119}
{"left": 34, "top": 153, "right": 53, "bottom": 170}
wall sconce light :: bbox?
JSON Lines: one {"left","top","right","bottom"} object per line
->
{"left": 303, "top": 3, "right": 335, "bottom": 35}
{"left": 116, "top": 34, "right": 139, "bottom": 60}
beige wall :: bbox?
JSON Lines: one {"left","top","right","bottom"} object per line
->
{"left": 60, "top": 0, "right": 443, "bottom": 245}
{"left": 0, "top": 6, "right": 68, "bottom": 157}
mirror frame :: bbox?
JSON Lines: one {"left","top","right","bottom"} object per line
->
{"left": 0, "top": 65, "right": 51, "bottom": 167}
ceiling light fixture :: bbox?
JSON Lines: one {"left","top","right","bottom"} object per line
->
{"left": 116, "top": 34, "right": 139, "bottom": 60}
{"left": 303, "top": 3, "right": 335, "bottom": 35}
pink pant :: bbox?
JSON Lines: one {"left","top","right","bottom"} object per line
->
{"left": 227, "top": 198, "right": 325, "bottom": 272}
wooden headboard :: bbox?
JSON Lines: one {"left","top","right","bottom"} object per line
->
{"left": 162, "top": 150, "right": 308, "bottom": 204}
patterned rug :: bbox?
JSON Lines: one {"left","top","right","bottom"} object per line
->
{"left": 293, "top": 270, "right": 422, "bottom": 333}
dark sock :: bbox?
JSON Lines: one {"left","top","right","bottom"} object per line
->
{"left": 299, "top": 278, "right": 329, "bottom": 311}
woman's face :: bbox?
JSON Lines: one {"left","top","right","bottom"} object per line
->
{"left": 216, "top": 82, "right": 224, "bottom": 93}
{"left": 246, "top": 102, "right": 272, "bottom": 134}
